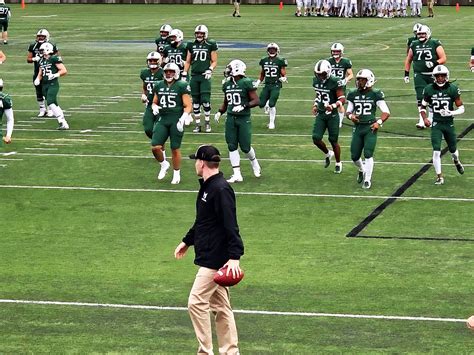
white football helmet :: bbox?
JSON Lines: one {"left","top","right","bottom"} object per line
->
{"left": 314, "top": 60, "right": 332, "bottom": 82}
{"left": 40, "top": 42, "right": 55, "bottom": 58}
{"left": 36, "top": 29, "right": 50, "bottom": 43}
{"left": 195, "top": 25, "right": 208, "bottom": 41}
{"left": 417, "top": 25, "right": 431, "bottom": 42}
{"left": 412, "top": 23, "right": 422, "bottom": 35}
{"left": 163, "top": 63, "right": 180, "bottom": 82}
{"left": 330, "top": 43, "right": 344, "bottom": 59}
{"left": 147, "top": 51, "right": 162, "bottom": 69}
{"left": 225, "top": 59, "right": 246, "bottom": 77}
{"left": 160, "top": 24, "right": 172, "bottom": 39}
{"left": 432, "top": 65, "right": 449, "bottom": 87}
{"left": 169, "top": 29, "right": 183, "bottom": 45}
{"left": 356, "top": 69, "right": 376, "bottom": 90}
{"left": 267, "top": 43, "right": 280, "bottom": 58}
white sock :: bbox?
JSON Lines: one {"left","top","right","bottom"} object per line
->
{"left": 39, "top": 100, "right": 46, "bottom": 110}
{"left": 433, "top": 151, "right": 442, "bottom": 175}
{"left": 451, "top": 149, "right": 459, "bottom": 162}
{"left": 160, "top": 159, "right": 168, "bottom": 167}
{"left": 269, "top": 107, "right": 276, "bottom": 125}
{"left": 364, "top": 157, "right": 374, "bottom": 182}
{"left": 49, "top": 104, "right": 65, "bottom": 124}
{"left": 339, "top": 111, "right": 344, "bottom": 126}
{"left": 162, "top": 150, "right": 166, "bottom": 160}
{"left": 417, "top": 109, "right": 424, "bottom": 126}
{"left": 245, "top": 147, "right": 256, "bottom": 161}
{"left": 173, "top": 169, "right": 180, "bottom": 179}
{"left": 353, "top": 159, "right": 364, "bottom": 171}
{"left": 326, "top": 150, "right": 333, "bottom": 158}
{"left": 428, "top": 109, "right": 433, "bottom": 124}
{"left": 229, "top": 150, "right": 240, "bottom": 172}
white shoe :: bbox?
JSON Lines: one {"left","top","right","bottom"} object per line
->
{"left": 157, "top": 160, "right": 170, "bottom": 180}
{"left": 227, "top": 174, "right": 243, "bottom": 183}
{"left": 47, "top": 110, "right": 54, "bottom": 117}
{"left": 324, "top": 151, "right": 334, "bottom": 168}
{"left": 251, "top": 160, "right": 261, "bottom": 178}
{"left": 268, "top": 122, "right": 275, "bottom": 130}
{"left": 171, "top": 174, "right": 181, "bottom": 185}
{"left": 57, "top": 121, "right": 69, "bottom": 130}
{"left": 37, "top": 109, "right": 47, "bottom": 117}
{"left": 205, "top": 122, "right": 211, "bottom": 133}
{"left": 362, "top": 180, "right": 372, "bottom": 189}
{"left": 434, "top": 177, "right": 444, "bottom": 185}
{"left": 416, "top": 123, "right": 425, "bottom": 129}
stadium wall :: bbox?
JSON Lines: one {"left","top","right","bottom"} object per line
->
{"left": 4, "top": 0, "right": 473, "bottom": 5}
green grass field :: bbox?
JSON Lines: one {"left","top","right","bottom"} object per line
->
{"left": 0, "top": 4, "right": 473, "bottom": 353}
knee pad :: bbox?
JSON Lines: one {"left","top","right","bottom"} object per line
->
{"left": 202, "top": 102, "right": 211, "bottom": 113}
{"left": 192, "top": 103, "right": 201, "bottom": 115}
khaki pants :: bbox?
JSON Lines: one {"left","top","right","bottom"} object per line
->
{"left": 188, "top": 267, "right": 239, "bottom": 355}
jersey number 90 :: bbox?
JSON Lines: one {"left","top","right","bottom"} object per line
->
{"left": 226, "top": 92, "right": 242, "bottom": 106}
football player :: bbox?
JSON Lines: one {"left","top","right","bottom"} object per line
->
{"left": 162, "top": 29, "right": 187, "bottom": 79}
{"left": 0, "top": 79, "right": 14, "bottom": 145}
{"left": 214, "top": 60, "right": 261, "bottom": 183}
{"left": 232, "top": 0, "right": 241, "bottom": 17}
{"left": 346, "top": 69, "right": 390, "bottom": 189}
{"left": 27, "top": 29, "right": 58, "bottom": 118}
{"left": 427, "top": 0, "right": 434, "bottom": 17}
{"left": 155, "top": 24, "right": 172, "bottom": 56}
{"left": 470, "top": 47, "right": 474, "bottom": 72}
{"left": 406, "top": 23, "right": 422, "bottom": 54}
{"left": 34, "top": 43, "right": 69, "bottom": 130}
{"left": 312, "top": 60, "right": 346, "bottom": 173}
{"left": 295, "top": 0, "right": 303, "bottom": 16}
{"left": 151, "top": 63, "right": 192, "bottom": 185}
{"left": 140, "top": 51, "right": 164, "bottom": 139}
{"left": 256, "top": 43, "right": 288, "bottom": 130}
{"left": 0, "top": 0, "right": 10, "bottom": 44}
{"left": 404, "top": 25, "right": 446, "bottom": 129}
{"left": 411, "top": 0, "right": 422, "bottom": 17}
{"left": 420, "top": 65, "right": 465, "bottom": 185}
{"left": 327, "top": 43, "right": 353, "bottom": 127}
{"left": 184, "top": 24, "right": 218, "bottom": 133}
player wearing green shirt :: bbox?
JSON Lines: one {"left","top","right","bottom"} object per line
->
{"left": 406, "top": 23, "right": 422, "bottom": 54}
{"left": 346, "top": 69, "right": 390, "bottom": 189}
{"left": 35, "top": 42, "right": 69, "bottom": 130}
{"left": 184, "top": 25, "right": 218, "bottom": 133}
{"left": 420, "top": 65, "right": 465, "bottom": 185}
{"left": 140, "top": 51, "right": 164, "bottom": 140}
{"left": 327, "top": 42, "right": 353, "bottom": 128}
{"left": 0, "top": 79, "right": 14, "bottom": 145}
{"left": 0, "top": 0, "right": 11, "bottom": 44}
{"left": 312, "top": 60, "right": 346, "bottom": 173}
{"left": 151, "top": 63, "right": 192, "bottom": 185}
{"left": 256, "top": 43, "right": 287, "bottom": 130}
{"left": 404, "top": 25, "right": 447, "bottom": 129}
{"left": 155, "top": 24, "right": 172, "bottom": 56}
{"left": 214, "top": 60, "right": 261, "bottom": 183}
{"left": 162, "top": 29, "right": 187, "bottom": 78}
{"left": 27, "top": 29, "right": 58, "bottom": 117}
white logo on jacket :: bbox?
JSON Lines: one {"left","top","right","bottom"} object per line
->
{"left": 201, "top": 192, "right": 208, "bottom": 202}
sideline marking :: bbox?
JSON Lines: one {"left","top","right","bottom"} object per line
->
{"left": 0, "top": 299, "right": 466, "bottom": 324}
{"left": 346, "top": 124, "right": 473, "bottom": 240}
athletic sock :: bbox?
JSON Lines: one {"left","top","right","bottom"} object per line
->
{"left": 433, "top": 151, "right": 442, "bottom": 175}
{"left": 364, "top": 157, "right": 374, "bottom": 181}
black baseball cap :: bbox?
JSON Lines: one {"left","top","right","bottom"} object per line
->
{"left": 189, "top": 145, "right": 221, "bottom": 162}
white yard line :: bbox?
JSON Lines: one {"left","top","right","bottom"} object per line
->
{"left": 0, "top": 299, "right": 466, "bottom": 324}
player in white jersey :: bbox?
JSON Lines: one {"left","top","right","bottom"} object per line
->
{"left": 411, "top": 0, "right": 422, "bottom": 17}
{"left": 295, "top": 0, "right": 303, "bottom": 16}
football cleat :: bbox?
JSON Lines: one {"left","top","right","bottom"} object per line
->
{"left": 251, "top": 160, "right": 261, "bottom": 178}
{"left": 171, "top": 175, "right": 181, "bottom": 185}
{"left": 334, "top": 163, "right": 342, "bottom": 174}
{"left": 357, "top": 170, "right": 364, "bottom": 184}
{"left": 47, "top": 110, "right": 54, "bottom": 117}
{"left": 227, "top": 174, "right": 243, "bottom": 183}
{"left": 362, "top": 180, "right": 372, "bottom": 189}
{"left": 415, "top": 123, "right": 425, "bottom": 129}
{"left": 37, "top": 109, "right": 47, "bottom": 117}
{"left": 267, "top": 122, "right": 275, "bottom": 130}
{"left": 434, "top": 177, "right": 444, "bottom": 185}
{"left": 454, "top": 161, "right": 464, "bottom": 175}
{"left": 157, "top": 160, "right": 170, "bottom": 180}
{"left": 324, "top": 151, "right": 334, "bottom": 168}
{"left": 205, "top": 122, "right": 211, "bottom": 133}
{"left": 57, "top": 122, "right": 69, "bottom": 130}
{"left": 192, "top": 124, "right": 201, "bottom": 133}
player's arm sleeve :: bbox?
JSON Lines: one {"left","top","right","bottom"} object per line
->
{"left": 376, "top": 100, "right": 390, "bottom": 114}
{"left": 346, "top": 100, "right": 354, "bottom": 114}
{"left": 4, "top": 108, "right": 14, "bottom": 138}
{"left": 216, "top": 187, "right": 244, "bottom": 259}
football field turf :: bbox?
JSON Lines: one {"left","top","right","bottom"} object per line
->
{"left": 0, "top": 4, "right": 473, "bottom": 353}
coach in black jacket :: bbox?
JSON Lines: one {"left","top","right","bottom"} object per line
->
{"left": 174, "top": 144, "right": 243, "bottom": 355}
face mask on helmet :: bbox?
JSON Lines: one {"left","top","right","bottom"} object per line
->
{"left": 160, "top": 31, "right": 169, "bottom": 39}
{"left": 37, "top": 35, "right": 47, "bottom": 44}
{"left": 164, "top": 69, "right": 176, "bottom": 82}
{"left": 331, "top": 50, "right": 342, "bottom": 59}
{"left": 356, "top": 77, "right": 369, "bottom": 90}
{"left": 148, "top": 59, "right": 159, "bottom": 69}
{"left": 417, "top": 32, "right": 428, "bottom": 42}
{"left": 267, "top": 47, "right": 278, "bottom": 57}
{"left": 195, "top": 32, "right": 205, "bottom": 42}
{"left": 434, "top": 74, "right": 448, "bottom": 87}
{"left": 316, "top": 72, "right": 328, "bottom": 82}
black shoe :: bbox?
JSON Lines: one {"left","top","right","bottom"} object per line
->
{"left": 232, "top": 11, "right": 236, "bottom": 17}
{"left": 236, "top": 14, "right": 241, "bottom": 17}
{"left": 357, "top": 170, "right": 364, "bottom": 184}
{"left": 455, "top": 162, "right": 464, "bottom": 175}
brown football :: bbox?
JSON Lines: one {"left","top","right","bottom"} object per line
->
{"left": 213, "top": 265, "right": 244, "bottom": 287}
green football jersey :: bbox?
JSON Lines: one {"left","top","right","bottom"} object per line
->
{"left": 140, "top": 68, "right": 164, "bottom": 103}
{"left": 410, "top": 38, "right": 442, "bottom": 74}
{"left": 346, "top": 88, "right": 385, "bottom": 123}
{"left": 186, "top": 39, "right": 218, "bottom": 75}
{"left": 407, "top": 35, "right": 417, "bottom": 48}
{"left": 39, "top": 55, "right": 63, "bottom": 84}
{"left": 0, "top": 4, "right": 10, "bottom": 20}
{"left": 28, "top": 41, "right": 59, "bottom": 75}
{"left": 155, "top": 37, "right": 170, "bottom": 54}
{"left": 222, "top": 77, "right": 257, "bottom": 116}
{"left": 163, "top": 43, "right": 188, "bottom": 72}
{"left": 327, "top": 57, "right": 352, "bottom": 80}
{"left": 0, "top": 92, "right": 13, "bottom": 117}
{"left": 152, "top": 80, "right": 190, "bottom": 116}
{"left": 423, "top": 83, "right": 461, "bottom": 123}
{"left": 312, "top": 75, "right": 343, "bottom": 114}
{"left": 258, "top": 56, "right": 288, "bottom": 86}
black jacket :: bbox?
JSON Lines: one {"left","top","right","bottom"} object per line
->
{"left": 183, "top": 172, "right": 244, "bottom": 270}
